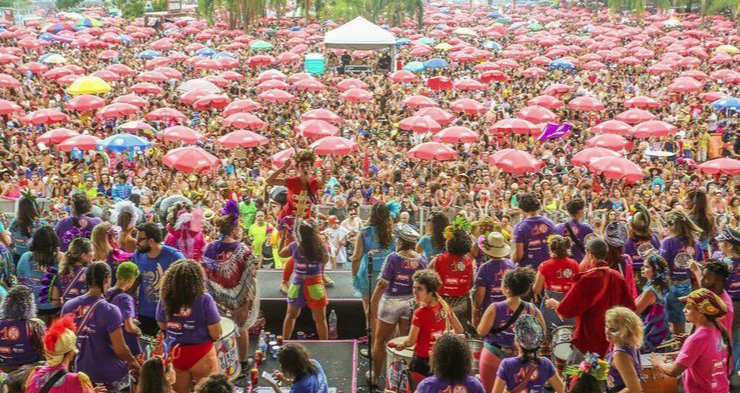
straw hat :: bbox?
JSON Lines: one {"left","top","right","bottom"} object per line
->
{"left": 480, "top": 232, "right": 511, "bottom": 258}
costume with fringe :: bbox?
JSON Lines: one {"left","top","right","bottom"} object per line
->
{"left": 164, "top": 209, "right": 205, "bottom": 261}
{"left": 108, "top": 201, "right": 141, "bottom": 229}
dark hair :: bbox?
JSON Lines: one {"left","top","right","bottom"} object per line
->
{"left": 548, "top": 235, "right": 571, "bottom": 259}
{"left": 30, "top": 226, "right": 59, "bottom": 269}
{"left": 413, "top": 269, "right": 441, "bottom": 294}
{"left": 278, "top": 343, "right": 318, "bottom": 381}
{"left": 503, "top": 267, "right": 535, "bottom": 297}
{"left": 605, "top": 244, "right": 626, "bottom": 273}
{"left": 429, "top": 212, "right": 450, "bottom": 252}
{"left": 565, "top": 198, "right": 585, "bottom": 217}
{"left": 2, "top": 285, "right": 36, "bottom": 320}
{"left": 85, "top": 261, "right": 111, "bottom": 290}
{"left": 138, "top": 357, "right": 170, "bottom": 393}
{"left": 431, "top": 333, "right": 471, "bottom": 381}
{"left": 446, "top": 228, "right": 472, "bottom": 256}
{"left": 518, "top": 193, "right": 541, "bottom": 213}
{"left": 15, "top": 197, "right": 39, "bottom": 237}
{"left": 645, "top": 255, "right": 670, "bottom": 294}
{"left": 586, "top": 238, "right": 608, "bottom": 260}
{"left": 194, "top": 374, "right": 234, "bottom": 393}
{"left": 137, "top": 222, "right": 163, "bottom": 243}
{"left": 297, "top": 222, "right": 326, "bottom": 263}
{"left": 160, "top": 259, "right": 206, "bottom": 317}
{"left": 71, "top": 193, "right": 92, "bottom": 215}
{"left": 215, "top": 214, "right": 239, "bottom": 236}
{"left": 118, "top": 210, "right": 135, "bottom": 232}
{"left": 368, "top": 203, "right": 393, "bottom": 249}
{"left": 704, "top": 259, "right": 731, "bottom": 282}
{"left": 60, "top": 238, "right": 92, "bottom": 277}
{"left": 686, "top": 189, "right": 715, "bottom": 243}
{"left": 397, "top": 238, "right": 416, "bottom": 251}
{"left": 569, "top": 373, "right": 604, "bottom": 393}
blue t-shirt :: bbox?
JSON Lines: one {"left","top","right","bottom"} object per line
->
{"left": 418, "top": 235, "right": 443, "bottom": 261}
{"left": 291, "top": 360, "right": 329, "bottom": 393}
{"left": 132, "top": 245, "right": 184, "bottom": 318}
{"left": 17, "top": 252, "right": 56, "bottom": 310}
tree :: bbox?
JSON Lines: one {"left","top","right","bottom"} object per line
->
{"left": 122, "top": 0, "right": 145, "bottom": 18}
{"left": 55, "top": 0, "right": 82, "bottom": 9}
{"left": 707, "top": 0, "right": 740, "bottom": 29}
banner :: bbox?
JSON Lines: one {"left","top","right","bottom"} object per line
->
{"left": 539, "top": 123, "right": 571, "bottom": 141}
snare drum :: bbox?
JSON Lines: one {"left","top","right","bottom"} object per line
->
{"left": 468, "top": 339, "right": 483, "bottom": 374}
{"left": 215, "top": 318, "right": 241, "bottom": 381}
{"left": 640, "top": 354, "right": 677, "bottom": 393}
{"left": 550, "top": 325, "right": 574, "bottom": 362}
{"left": 386, "top": 337, "right": 413, "bottom": 392}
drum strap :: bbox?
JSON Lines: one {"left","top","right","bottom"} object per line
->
{"left": 77, "top": 298, "right": 104, "bottom": 334}
{"left": 489, "top": 302, "right": 526, "bottom": 335}
{"left": 564, "top": 223, "right": 585, "bottom": 254}
{"left": 39, "top": 369, "right": 68, "bottom": 393}
{"left": 509, "top": 363, "right": 538, "bottom": 393}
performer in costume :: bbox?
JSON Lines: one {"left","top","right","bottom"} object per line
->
{"left": 0, "top": 285, "right": 46, "bottom": 372}
{"left": 164, "top": 204, "right": 205, "bottom": 262}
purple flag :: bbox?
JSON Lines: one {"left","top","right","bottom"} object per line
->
{"left": 539, "top": 123, "right": 571, "bottom": 141}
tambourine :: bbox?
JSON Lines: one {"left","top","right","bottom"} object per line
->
{"left": 674, "top": 253, "right": 693, "bottom": 270}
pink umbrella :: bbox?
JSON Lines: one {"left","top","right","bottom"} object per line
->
{"left": 543, "top": 83, "right": 573, "bottom": 95}
{"left": 624, "top": 96, "right": 660, "bottom": 109}
{"left": 454, "top": 78, "right": 486, "bottom": 91}
{"left": 697, "top": 158, "right": 740, "bottom": 175}
{"left": 294, "top": 79, "right": 326, "bottom": 92}
{"left": 163, "top": 147, "right": 220, "bottom": 173}
{"left": 586, "top": 134, "right": 633, "bottom": 151}
{"left": 390, "top": 70, "right": 418, "bottom": 83}
{"left": 0, "top": 99, "right": 22, "bottom": 115}
{"left": 107, "top": 64, "right": 134, "bottom": 75}
{"left": 257, "top": 70, "right": 287, "bottom": 83}
{"left": 701, "top": 92, "right": 729, "bottom": 103}
{"left": 450, "top": 98, "right": 486, "bottom": 115}
{"left": 23, "top": 109, "right": 69, "bottom": 125}
{"left": 137, "top": 71, "right": 168, "bottom": 83}
{"left": 223, "top": 113, "right": 265, "bottom": 130}
{"left": 43, "top": 68, "right": 74, "bottom": 80}
{"left": 58, "top": 135, "right": 101, "bottom": 152}
{"left": 258, "top": 89, "right": 294, "bottom": 103}
{"left": 567, "top": 96, "right": 605, "bottom": 111}
{"left": 668, "top": 76, "right": 703, "bottom": 93}
{"left": 414, "top": 108, "right": 455, "bottom": 125}
{"left": 301, "top": 109, "right": 342, "bottom": 124}
{"left": 340, "top": 88, "right": 373, "bottom": 103}
{"left": 97, "top": 103, "right": 140, "bottom": 119}
{"left": 615, "top": 109, "right": 656, "bottom": 124}
{"left": 591, "top": 120, "right": 633, "bottom": 135}
{"left": 589, "top": 157, "right": 644, "bottom": 182}
{"left": 224, "top": 99, "right": 261, "bottom": 116}
{"left": 65, "top": 95, "right": 106, "bottom": 112}
{"left": 527, "top": 95, "right": 563, "bottom": 109}
{"left": 403, "top": 95, "right": 438, "bottom": 109}
{"left": 570, "top": 147, "right": 621, "bottom": 166}
{"left": 36, "top": 128, "right": 80, "bottom": 145}
{"left": 488, "top": 118, "right": 540, "bottom": 134}
{"left": 489, "top": 150, "right": 544, "bottom": 175}
{"left": 631, "top": 120, "right": 678, "bottom": 139}
{"left": 179, "top": 90, "right": 208, "bottom": 106}
{"left": 218, "top": 130, "right": 269, "bottom": 148}
{"left": 310, "top": 136, "right": 358, "bottom": 156}
{"left": 112, "top": 94, "right": 149, "bottom": 108}
{"left": 158, "top": 126, "right": 205, "bottom": 144}
{"left": 146, "top": 108, "right": 187, "bottom": 122}
{"left": 271, "top": 148, "right": 297, "bottom": 168}
{"left": 337, "top": 78, "right": 368, "bottom": 91}
{"left": 399, "top": 116, "right": 442, "bottom": 134}
{"left": 432, "top": 126, "right": 480, "bottom": 144}
{"left": 0, "top": 74, "right": 22, "bottom": 88}
{"left": 90, "top": 70, "right": 120, "bottom": 82}
{"left": 257, "top": 79, "right": 290, "bottom": 92}
{"left": 406, "top": 142, "right": 458, "bottom": 161}
{"left": 517, "top": 106, "right": 558, "bottom": 123}
{"left": 522, "top": 67, "right": 547, "bottom": 79}
{"left": 192, "top": 94, "right": 231, "bottom": 110}
{"left": 297, "top": 120, "right": 340, "bottom": 140}
{"left": 130, "top": 82, "right": 163, "bottom": 95}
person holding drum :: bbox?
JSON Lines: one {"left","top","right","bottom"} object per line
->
{"left": 623, "top": 205, "right": 660, "bottom": 290}
{"left": 474, "top": 232, "right": 515, "bottom": 325}
{"left": 477, "top": 267, "right": 544, "bottom": 393}
{"left": 394, "top": 270, "right": 463, "bottom": 389}
{"left": 368, "top": 223, "right": 426, "bottom": 385}
{"left": 554, "top": 198, "right": 593, "bottom": 263}
{"left": 429, "top": 226, "right": 475, "bottom": 333}
{"left": 0, "top": 285, "right": 45, "bottom": 372}
{"left": 634, "top": 255, "right": 671, "bottom": 353}
{"left": 202, "top": 200, "right": 260, "bottom": 371}
{"left": 603, "top": 307, "right": 643, "bottom": 393}
{"left": 651, "top": 288, "right": 732, "bottom": 393}
{"left": 156, "top": 259, "right": 222, "bottom": 393}
{"left": 264, "top": 343, "right": 329, "bottom": 393}
{"left": 533, "top": 235, "right": 579, "bottom": 327}
{"left": 61, "top": 261, "right": 141, "bottom": 392}
{"left": 659, "top": 210, "right": 704, "bottom": 335}
{"left": 106, "top": 262, "right": 143, "bottom": 361}
{"left": 416, "top": 333, "right": 485, "bottom": 393}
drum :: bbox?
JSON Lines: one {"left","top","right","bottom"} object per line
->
{"left": 640, "top": 354, "right": 678, "bottom": 393}
{"left": 215, "top": 318, "right": 241, "bottom": 381}
{"left": 550, "top": 325, "right": 574, "bottom": 362}
{"left": 468, "top": 338, "right": 483, "bottom": 374}
{"left": 386, "top": 336, "right": 413, "bottom": 393}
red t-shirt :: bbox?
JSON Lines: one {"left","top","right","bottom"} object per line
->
{"left": 538, "top": 258, "right": 579, "bottom": 293}
{"left": 412, "top": 303, "right": 447, "bottom": 358}
{"left": 280, "top": 176, "right": 320, "bottom": 220}
{"left": 433, "top": 253, "right": 474, "bottom": 297}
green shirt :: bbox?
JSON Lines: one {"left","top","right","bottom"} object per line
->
{"left": 239, "top": 201, "right": 257, "bottom": 229}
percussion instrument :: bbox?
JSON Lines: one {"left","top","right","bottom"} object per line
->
{"left": 639, "top": 354, "right": 678, "bottom": 393}
{"left": 467, "top": 338, "right": 483, "bottom": 374}
{"left": 550, "top": 325, "right": 574, "bottom": 362}
{"left": 674, "top": 253, "right": 693, "bottom": 269}
{"left": 215, "top": 317, "right": 241, "bottom": 381}
{"left": 386, "top": 337, "right": 413, "bottom": 393}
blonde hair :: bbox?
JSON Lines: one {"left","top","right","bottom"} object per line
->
{"left": 91, "top": 222, "right": 113, "bottom": 261}
{"left": 605, "top": 307, "right": 643, "bottom": 348}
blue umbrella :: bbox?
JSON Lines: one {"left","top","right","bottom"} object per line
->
{"left": 487, "top": 12, "right": 503, "bottom": 18}
{"left": 509, "top": 21, "right": 527, "bottom": 30}
{"left": 137, "top": 50, "right": 162, "bottom": 59}
{"left": 424, "top": 58, "right": 449, "bottom": 69}
{"left": 119, "top": 35, "right": 133, "bottom": 44}
{"left": 396, "top": 38, "right": 411, "bottom": 46}
{"left": 482, "top": 41, "right": 502, "bottom": 50}
{"left": 403, "top": 61, "right": 426, "bottom": 72}
{"left": 38, "top": 53, "right": 62, "bottom": 62}
{"left": 195, "top": 47, "right": 216, "bottom": 57}
{"left": 164, "top": 28, "right": 181, "bottom": 36}
{"left": 712, "top": 97, "right": 740, "bottom": 111}
{"left": 549, "top": 59, "right": 576, "bottom": 70}
{"left": 215, "top": 51, "right": 236, "bottom": 59}
{"left": 290, "top": 26, "right": 302, "bottom": 31}
{"left": 417, "top": 37, "right": 435, "bottom": 45}
{"left": 96, "top": 134, "right": 152, "bottom": 152}
{"left": 434, "top": 24, "right": 449, "bottom": 30}
{"left": 39, "top": 33, "right": 54, "bottom": 41}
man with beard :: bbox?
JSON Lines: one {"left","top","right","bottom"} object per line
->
{"left": 131, "top": 222, "right": 185, "bottom": 335}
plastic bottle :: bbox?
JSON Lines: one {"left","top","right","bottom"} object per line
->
{"left": 328, "top": 309, "right": 338, "bottom": 339}
{"left": 258, "top": 331, "right": 268, "bottom": 352}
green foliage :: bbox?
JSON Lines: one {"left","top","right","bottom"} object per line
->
{"left": 55, "top": 0, "right": 82, "bottom": 9}
{"left": 152, "top": 0, "right": 167, "bottom": 11}
{"left": 121, "top": 0, "right": 145, "bottom": 18}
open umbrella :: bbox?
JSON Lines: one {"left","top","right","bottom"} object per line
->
{"left": 615, "top": 109, "right": 656, "bottom": 124}
{"left": 406, "top": 142, "right": 458, "bottom": 161}
{"left": 339, "top": 88, "right": 373, "bottom": 103}
{"left": 301, "top": 109, "right": 341, "bottom": 124}
{"left": 117, "top": 121, "right": 156, "bottom": 133}
{"left": 567, "top": 96, "right": 605, "bottom": 111}
{"left": 113, "top": 95, "right": 149, "bottom": 108}
{"left": 310, "top": 136, "right": 358, "bottom": 156}
{"left": 297, "top": 120, "right": 340, "bottom": 140}
{"left": 414, "top": 107, "right": 455, "bottom": 125}
{"left": 697, "top": 158, "right": 740, "bottom": 175}
{"left": 571, "top": 147, "right": 621, "bottom": 166}
{"left": 432, "top": 126, "right": 480, "bottom": 144}
{"left": 223, "top": 113, "right": 265, "bottom": 130}
{"left": 65, "top": 95, "right": 105, "bottom": 112}
{"left": 223, "top": 99, "right": 261, "bottom": 116}
{"left": 586, "top": 134, "right": 632, "bottom": 151}
{"left": 58, "top": 135, "right": 101, "bottom": 151}
{"left": 97, "top": 134, "right": 152, "bottom": 152}
{"left": 67, "top": 76, "right": 111, "bottom": 95}
{"left": 0, "top": 99, "right": 22, "bottom": 115}
{"left": 146, "top": 108, "right": 187, "bottom": 122}
{"left": 517, "top": 106, "right": 557, "bottom": 123}
{"left": 163, "top": 147, "right": 220, "bottom": 173}
{"left": 0, "top": 74, "right": 21, "bottom": 88}
{"left": 158, "top": 126, "right": 205, "bottom": 144}
{"left": 130, "top": 83, "right": 164, "bottom": 95}
{"left": 427, "top": 76, "right": 453, "bottom": 91}
{"left": 192, "top": 94, "right": 231, "bottom": 110}
{"left": 450, "top": 98, "right": 486, "bottom": 115}
{"left": 489, "top": 150, "right": 544, "bottom": 175}
{"left": 527, "top": 95, "right": 563, "bottom": 109}
{"left": 589, "top": 157, "right": 644, "bottom": 182}
{"left": 36, "top": 128, "right": 79, "bottom": 145}
{"left": 591, "top": 120, "right": 633, "bottom": 135}
{"left": 97, "top": 103, "right": 140, "bottom": 119}
{"left": 624, "top": 96, "right": 661, "bottom": 109}
{"left": 337, "top": 78, "right": 368, "bottom": 91}
{"left": 390, "top": 70, "right": 418, "bottom": 83}
{"left": 218, "top": 130, "right": 269, "bottom": 148}
{"left": 668, "top": 77, "right": 703, "bottom": 93}
{"left": 399, "top": 116, "right": 442, "bottom": 134}
{"left": 489, "top": 118, "right": 540, "bottom": 134}
{"left": 403, "top": 95, "right": 438, "bottom": 109}
{"left": 271, "top": 148, "right": 298, "bottom": 168}
{"left": 712, "top": 97, "right": 740, "bottom": 111}
{"left": 23, "top": 109, "right": 69, "bottom": 125}
{"left": 631, "top": 121, "right": 678, "bottom": 139}
{"left": 258, "top": 89, "right": 294, "bottom": 103}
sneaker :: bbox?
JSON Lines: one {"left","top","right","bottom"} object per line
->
{"left": 279, "top": 281, "right": 289, "bottom": 294}
{"left": 360, "top": 348, "right": 369, "bottom": 358}
{"left": 323, "top": 275, "right": 335, "bottom": 287}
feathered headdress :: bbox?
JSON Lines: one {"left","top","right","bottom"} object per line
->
{"left": 293, "top": 149, "right": 317, "bottom": 165}
{"left": 43, "top": 315, "right": 78, "bottom": 366}
{"left": 110, "top": 200, "right": 142, "bottom": 229}
{"left": 564, "top": 353, "right": 609, "bottom": 389}
{"left": 221, "top": 200, "right": 240, "bottom": 225}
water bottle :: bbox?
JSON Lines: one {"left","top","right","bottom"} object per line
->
{"left": 258, "top": 331, "right": 268, "bottom": 352}
{"left": 328, "top": 309, "right": 338, "bottom": 339}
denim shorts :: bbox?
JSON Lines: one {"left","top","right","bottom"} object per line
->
{"left": 666, "top": 280, "right": 692, "bottom": 324}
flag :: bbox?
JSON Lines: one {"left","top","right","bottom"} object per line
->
{"left": 539, "top": 123, "right": 571, "bottom": 141}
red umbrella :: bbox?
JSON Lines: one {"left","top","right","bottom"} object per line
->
{"left": 624, "top": 96, "right": 660, "bottom": 109}
{"left": 257, "top": 70, "right": 286, "bottom": 83}
{"left": 631, "top": 120, "right": 678, "bottom": 139}
{"left": 97, "top": 103, "right": 140, "bottom": 119}
{"left": 297, "top": 120, "right": 340, "bottom": 140}
{"left": 406, "top": 142, "right": 458, "bottom": 161}
{"left": 180, "top": 90, "right": 208, "bottom": 106}
{"left": 222, "top": 112, "right": 264, "bottom": 130}
{"left": 310, "top": 136, "right": 358, "bottom": 156}
{"left": 20, "top": 62, "right": 48, "bottom": 74}
{"left": 591, "top": 120, "right": 633, "bottom": 135}
{"left": 257, "top": 80, "right": 290, "bottom": 92}
{"left": 701, "top": 91, "right": 729, "bottom": 103}
{"left": 337, "top": 78, "right": 368, "bottom": 91}
{"left": 192, "top": 94, "right": 231, "bottom": 110}
{"left": 43, "top": 67, "right": 74, "bottom": 80}
{"left": 414, "top": 108, "right": 455, "bottom": 125}
{"left": 427, "top": 76, "right": 453, "bottom": 91}
{"left": 615, "top": 109, "right": 655, "bottom": 124}
{"left": 589, "top": 157, "right": 644, "bottom": 182}
{"left": 65, "top": 95, "right": 106, "bottom": 112}
{"left": 247, "top": 55, "right": 276, "bottom": 67}
{"left": 450, "top": 98, "right": 486, "bottom": 115}
{"left": 479, "top": 70, "right": 509, "bottom": 83}
{"left": 527, "top": 95, "right": 563, "bottom": 109}
{"left": 137, "top": 71, "right": 168, "bottom": 83}
{"left": 390, "top": 70, "right": 418, "bottom": 83}
{"left": 340, "top": 88, "right": 373, "bottom": 103}
{"left": 163, "top": 147, "right": 220, "bottom": 173}
{"left": 158, "top": 126, "right": 205, "bottom": 144}
{"left": 567, "top": 96, "right": 605, "bottom": 111}
{"left": 146, "top": 108, "right": 187, "bottom": 122}
{"left": 113, "top": 94, "right": 149, "bottom": 108}
{"left": 697, "top": 158, "right": 740, "bottom": 175}
{"left": 454, "top": 78, "right": 486, "bottom": 91}
{"left": 294, "top": 79, "right": 326, "bottom": 92}
{"left": 490, "top": 150, "right": 544, "bottom": 175}
{"left": 489, "top": 118, "right": 540, "bottom": 134}
{"left": 570, "top": 147, "right": 621, "bottom": 166}
{"left": 517, "top": 106, "right": 558, "bottom": 123}
{"left": 0, "top": 74, "right": 21, "bottom": 88}
{"left": 23, "top": 109, "right": 69, "bottom": 125}
{"left": 586, "top": 134, "right": 633, "bottom": 151}
{"left": 668, "top": 76, "right": 703, "bottom": 93}
{"left": 90, "top": 70, "right": 120, "bottom": 82}
{"left": 543, "top": 83, "right": 573, "bottom": 95}
{"left": 58, "top": 135, "right": 101, "bottom": 151}
{"left": 130, "top": 82, "right": 164, "bottom": 95}
{"left": 301, "top": 109, "right": 342, "bottom": 124}
{"left": 271, "top": 148, "right": 297, "bottom": 168}
{"left": 522, "top": 67, "right": 547, "bottom": 79}
{"left": 258, "top": 89, "right": 295, "bottom": 103}
{"left": 218, "top": 130, "right": 269, "bottom": 148}
{"left": 432, "top": 126, "right": 480, "bottom": 144}
{"left": 399, "top": 116, "right": 442, "bottom": 134}
{"left": 403, "top": 95, "right": 438, "bottom": 109}
{"left": 36, "top": 128, "right": 79, "bottom": 145}
{"left": 0, "top": 99, "right": 22, "bottom": 115}
{"left": 224, "top": 99, "right": 261, "bottom": 116}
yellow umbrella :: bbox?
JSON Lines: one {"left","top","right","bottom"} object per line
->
{"left": 716, "top": 45, "right": 740, "bottom": 55}
{"left": 434, "top": 43, "right": 453, "bottom": 51}
{"left": 453, "top": 27, "right": 477, "bottom": 37}
{"left": 67, "top": 76, "right": 111, "bottom": 95}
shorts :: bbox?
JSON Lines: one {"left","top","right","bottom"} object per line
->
{"left": 666, "top": 280, "right": 692, "bottom": 324}
{"left": 288, "top": 275, "right": 328, "bottom": 309}
{"left": 172, "top": 341, "right": 214, "bottom": 371}
{"left": 377, "top": 296, "right": 413, "bottom": 324}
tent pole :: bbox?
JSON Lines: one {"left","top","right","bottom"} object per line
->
{"left": 390, "top": 44, "right": 397, "bottom": 72}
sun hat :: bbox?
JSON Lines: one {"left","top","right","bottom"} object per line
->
{"left": 479, "top": 231, "right": 511, "bottom": 258}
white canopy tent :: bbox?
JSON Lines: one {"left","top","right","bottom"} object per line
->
{"left": 323, "top": 16, "right": 398, "bottom": 72}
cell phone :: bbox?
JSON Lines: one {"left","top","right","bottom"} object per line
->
{"left": 262, "top": 371, "right": 278, "bottom": 385}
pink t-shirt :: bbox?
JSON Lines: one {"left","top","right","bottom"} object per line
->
{"left": 718, "top": 290, "right": 734, "bottom": 340}
{"left": 26, "top": 365, "right": 93, "bottom": 393}
{"left": 676, "top": 326, "right": 730, "bottom": 393}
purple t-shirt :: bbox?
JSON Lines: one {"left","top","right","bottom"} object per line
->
{"left": 475, "top": 259, "right": 515, "bottom": 313}
{"left": 725, "top": 257, "right": 740, "bottom": 301}
{"left": 106, "top": 288, "right": 141, "bottom": 356}
{"left": 54, "top": 266, "right": 88, "bottom": 304}
{"left": 496, "top": 357, "right": 556, "bottom": 393}
{"left": 289, "top": 242, "right": 323, "bottom": 277}
{"left": 514, "top": 216, "right": 556, "bottom": 269}
{"left": 606, "top": 345, "right": 641, "bottom": 391}
{"left": 416, "top": 376, "right": 485, "bottom": 393}
{"left": 624, "top": 234, "right": 661, "bottom": 271}
{"left": 61, "top": 295, "right": 127, "bottom": 384}
{"left": 54, "top": 215, "right": 103, "bottom": 252}
{"left": 659, "top": 236, "right": 704, "bottom": 282}
{"left": 379, "top": 253, "right": 427, "bottom": 297}
{"left": 155, "top": 293, "right": 221, "bottom": 346}
{"left": 554, "top": 220, "right": 593, "bottom": 262}
{"left": 0, "top": 319, "right": 41, "bottom": 366}
{"left": 485, "top": 301, "right": 537, "bottom": 347}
